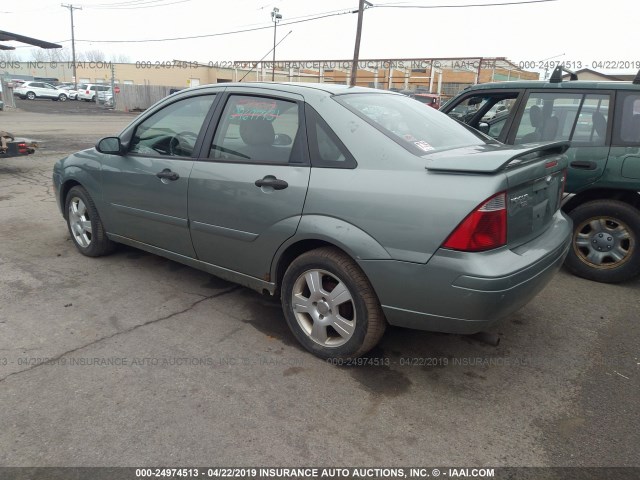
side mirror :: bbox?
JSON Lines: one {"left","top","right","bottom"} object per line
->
{"left": 96, "top": 136, "right": 122, "bottom": 155}
{"left": 477, "top": 122, "right": 490, "bottom": 134}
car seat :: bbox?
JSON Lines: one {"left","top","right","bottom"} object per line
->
{"left": 520, "top": 105, "right": 542, "bottom": 142}
{"left": 239, "top": 118, "right": 284, "bottom": 163}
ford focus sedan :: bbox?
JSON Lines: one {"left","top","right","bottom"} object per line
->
{"left": 53, "top": 83, "right": 572, "bottom": 359}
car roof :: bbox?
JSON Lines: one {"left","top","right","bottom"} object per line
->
{"left": 462, "top": 80, "right": 640, "bottom": 92}
{"left": 185, "top": 82, "right": 398, "bottom": 97}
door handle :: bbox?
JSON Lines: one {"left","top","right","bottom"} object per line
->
{"left": 156, "top": 169, "right": 180, "bottom": 181}
{"left": 570, "top": 161, "right": 597, "bottom": 170}
{"left": 254, "top": 175, "right": 288, "bottom": 190}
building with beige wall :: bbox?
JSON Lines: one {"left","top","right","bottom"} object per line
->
{"left": 1, "top": 57, "right": 537, "bottom": 95}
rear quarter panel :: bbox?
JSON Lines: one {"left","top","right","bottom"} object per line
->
{"left": 302, "top": 94, "right": 507, "bottom": 263}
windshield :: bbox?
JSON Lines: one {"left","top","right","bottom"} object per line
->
{"left": 335, "top": 93, "right": 485, "bottom": 155}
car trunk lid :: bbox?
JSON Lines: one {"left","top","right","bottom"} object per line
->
{"left": 427, "top": 141, "right": 570, "bottom": 247}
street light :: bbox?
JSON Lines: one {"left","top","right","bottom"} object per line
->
{"left": 271, "top": 7, "right": 282, "bottom": 81}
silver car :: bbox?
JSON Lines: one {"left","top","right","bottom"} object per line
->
{"left": 53, "top": 83, "right": 572, "bottom": 359}
{"left": 14, "top": 81, "right": 70, "bottom": 102}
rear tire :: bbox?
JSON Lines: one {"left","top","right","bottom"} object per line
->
{"left": 65, "top": 186, "right": 116, "bottom": 257}
{"left": 281, "top": 247, "right": 386, "bottom": 359}
{"left": 564, "top": 200, "right": 640, "bottom": 283}
{"left": 26, "top": 91, "right": 36, "bottom": 100}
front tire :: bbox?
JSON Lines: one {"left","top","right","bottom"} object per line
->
{"left": 65, "top": 186, "right": 116, "bottom": 257}
{"left": 565, "top": 200, "right": 640, "bottom": 283}
{"left": 58, "top": 94, "right": 68, "bottom": 102}
{"left": 281, "top": 247, "right": 386, "bottom": 359}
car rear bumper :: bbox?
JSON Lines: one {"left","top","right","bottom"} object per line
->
{"left": 360, "top": 211, "right": 572, "bottom": 334}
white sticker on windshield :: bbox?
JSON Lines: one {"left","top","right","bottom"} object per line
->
{"left": 414, "top": 140, "right": 434, "bottom": 152}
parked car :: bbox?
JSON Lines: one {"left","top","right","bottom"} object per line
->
{"left": 400, "top": 90, "right": 441, "bottom": 109}
{"left": 53, "top": 83, "right": 571, "bottom": 359}
{"left": 97, "top": 88, "right": 113, "bottom": 106}
{"left": 77, "top": 84, "right": 111, "bottom": 102}
{"left": 441, "top": 66, "right": 640, "bottom": 283}
{"left": 481, "top": 102, "right": 509, "bottom": 121}
{"left": 14, "top": 81, "right": 69, "bottom": 101}
{"left": 56, "top": 85, "right": 78, "bottom": 100}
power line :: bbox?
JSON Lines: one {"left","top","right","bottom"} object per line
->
{"left": 374, "top": 0, "right": 558, "bottom": 8}
{"left": 73, "top": 9, "right": 355, "bottom": 43}
{"left": 81, "top": 0, "right": 177, "bottom": 7}
{"left": 83, "top": 0, "right": 192, "bottom": 9}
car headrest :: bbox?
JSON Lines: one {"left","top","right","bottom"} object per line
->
{"left": 239, "top": 119, "right": 275, "bottom": 146}
{"left": 529, "top": 105, "right": 542, "bottom": 128}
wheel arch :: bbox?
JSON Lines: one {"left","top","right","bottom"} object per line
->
{"left": 59, "top": 166, "right": 104, "bottom": 220}
{"left": 271, "top": 216, "right": 392, "bottom": 295}
{"left": 562, "top": 188, "right": 640, "bottom": 213}
{"left": 60, "top": 179, "right": 82, "bottom": 219}
{"left": 273, "top": 239, "right": 342, "bottom": 295}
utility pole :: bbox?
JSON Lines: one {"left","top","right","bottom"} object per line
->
{"left": 62, "top": 3, "right": 82, "bottom": 89}
{"left": 271, "top": 7, "right": 282, "bottom": 81}
{"left": 350, "top": 1, "right": 372, "bottom": 87}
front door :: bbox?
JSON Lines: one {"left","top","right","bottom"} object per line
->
{"left": 188, "top": 90, "right": 310, "bottom": 280}
{"left": 101, "top": 94, "right": 218, "bottom": 257}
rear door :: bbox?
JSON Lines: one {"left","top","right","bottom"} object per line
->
{"left": 608, "top": 91, "right": 640, "bottom": 190}
{"left": 508, "top": 90, "right": 613, "bottom": 192}
{"left": 188, "top": 88, "right": 310, "bottom": 280}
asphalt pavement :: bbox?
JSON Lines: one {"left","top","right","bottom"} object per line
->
{"left": 0, "top": 103, "right": 638, "bottom": 468}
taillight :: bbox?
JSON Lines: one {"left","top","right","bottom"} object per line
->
{"left": 86, "top": 90, "right": 90, "bottom": 94}
{"left": 442, "top": 192, "right": 507, "bottom": 252}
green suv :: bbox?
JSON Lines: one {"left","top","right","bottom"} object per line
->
{"left": 442, "top": 67, "right": 640, "bottom": 283}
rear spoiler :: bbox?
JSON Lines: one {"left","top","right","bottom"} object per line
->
{"left": 426, "top": 141, "right": 569, "bottom": 174}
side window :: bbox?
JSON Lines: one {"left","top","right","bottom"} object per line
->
{"left": 446, "top": 93, "right": 519, "bottom": 139}
{"left": 571, "top": 94, "right": 609, "bottom": 145}
{"left": 447, "top": 96, "right": 488, "bottom": 124}
{"left": 514, "top": 92, "right": 610, "bottom": 145}
{"left": 306, "top": 106, "right": 356, "bottom": 168}
{"left": 210, "top": 95, "right": 300, "bottom": 164}
{"left": 129, "top": 94, "right": 216, "bottom": 157}
{"left": 488, "top": 116, "right": 508, "bottom": 138}
{"left": 514, "top": 93, "right": 582, "bottom": 144}
{"left": 614, "top": 93, "right": 640, "bottom": 145}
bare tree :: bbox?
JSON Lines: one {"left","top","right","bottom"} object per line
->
{"left": 0, "top": 50, "right": 21, "bottom": 62}
{"left": 30, "top": 49, "right": 47, "bottom": 62}
{"left": 111, "top": 53, "right": 131, "bottom": 63}
{"left": 45, "top": 47, "right": 70, "bottom": 62}
{"left": 83, "top": 49, "right": 107, "bottom": 62}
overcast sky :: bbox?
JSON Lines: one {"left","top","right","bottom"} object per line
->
{"left": 3, "top": 0, "right": 639, "bottom": 75}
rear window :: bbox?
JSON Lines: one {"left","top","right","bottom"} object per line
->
{"left": 335, "top": 93, "right": 485, "bottom": 155}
